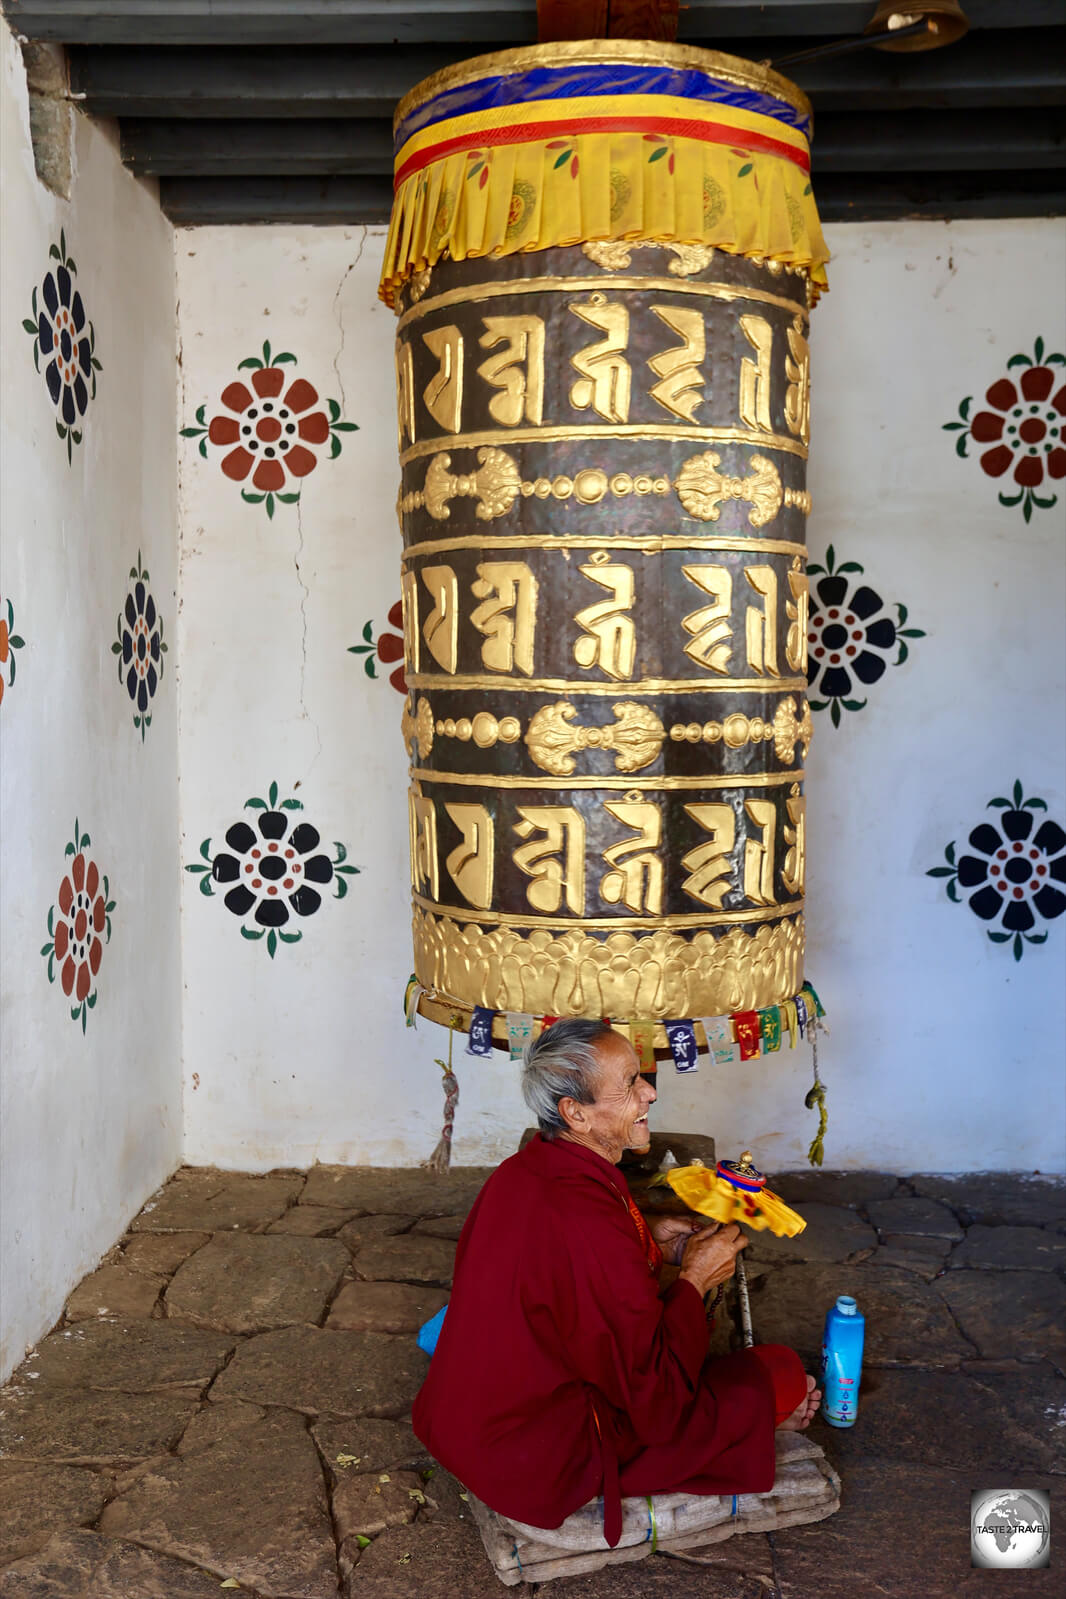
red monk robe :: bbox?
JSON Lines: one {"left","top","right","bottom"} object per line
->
{"left": 412, "top": 1133, "right": 803, "bottom": 1544}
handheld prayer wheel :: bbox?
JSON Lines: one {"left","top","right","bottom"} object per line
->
{"left": 380, "top": 42, "right": 829, "bottom": 1036}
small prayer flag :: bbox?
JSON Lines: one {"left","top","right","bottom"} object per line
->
{"left": 629, "top": 1020, "right": 657, "bottom": 1074}
{"left": 666, "top": 1020, "right": 699, "bottom": 1073}
{"left": 794, "top": 993, "right": 809, "bottom": 1036}
{"left": 505, "top": 1012, "right": 535, "bottom": 1061}
{"left": 781, "top": 998, "right": 798, "bottom": 1049}
{"left": 732, "top": 1011, "right": 762, "bottom": 1060}
{"left": 761, "top": 1006, "right": 782, "bottom": 1053}
{"left": 403, "top": 975, "right": 425, "bottom": 1029}
{"left": 701, "top": 1015, "right": 733, "bottom": 1047}
{"left": 711, "top": 1042, "right": 741, "bottom": 1068}
{"left": 467, "top": 1006, "right": 494, "bottom": 1056}
{"left": 803, "top": 982, "right": 826, "bottom": 1018}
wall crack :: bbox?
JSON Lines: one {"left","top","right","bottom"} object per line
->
{"left": 331, "top": 226, "right": 367, "bottom": 417}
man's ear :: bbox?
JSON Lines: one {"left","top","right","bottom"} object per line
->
{"left": 557, "top": 1095, "right": 588, "bottom": 1134}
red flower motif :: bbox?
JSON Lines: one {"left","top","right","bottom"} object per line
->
{"left": 970, "top": 367, "right": 1066, "bottom": 487}
{"left": 209, "top": 368, "right": 328, "bottom": 492}
{"left": 378, "top": 600, "right": 407, "bottom": 694}
{"left": 53, "top": 853, "right": 106, "bottom": 1002}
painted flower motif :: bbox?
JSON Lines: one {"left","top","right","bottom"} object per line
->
{"left": 943, "top": 337, "right": 1065, "bottom": 522}
{"left": 349, "top": 601, "right": 406, "bottom": 693}
{"left": 112, "top": 553, "right": 167, "bottom": 740}
{"left": 22, "top": 230, "right": 102, "bottom": 463}
{"left": 806, "top": 546, "right": 925, "bottom": 726}
{"left": 928, "top": 781, "right": 1066, "bottom": 961}
{"left": 0, "top": 596, "right": 26, "bottom": 707}
{"left": 643, "top": 133, "right": 675, "bottom": 175}
{"left": 40, "top": 820, "right": 115, "bottom": 1032}
{"left": 180, "top": 341, "right": 357, "bottom": 519}
{"left": 185, "top": 780, "right": 360, "bottom": 959}
{"left": 546, "top": 139, "right": 579, "bottom": 178}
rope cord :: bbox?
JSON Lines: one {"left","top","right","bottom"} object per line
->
{"left": 804, "top": 1016, "right": 829, "bottom": 1168}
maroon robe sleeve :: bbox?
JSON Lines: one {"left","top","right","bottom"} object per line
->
{"left": 551, "top": 1179, "right": 711, "bottom": 1447}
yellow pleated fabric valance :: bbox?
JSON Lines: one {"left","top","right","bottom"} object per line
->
{"left": 379, "top": 42, "right": 829, "bottom": 307}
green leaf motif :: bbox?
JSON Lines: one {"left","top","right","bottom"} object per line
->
{"left": 926, "top": 867, "right": 957, "bottom": 878}
{"left": 987, "top": 930, "right": 1011, "bottom": 943}
{"left": 737, "top": 163, "right": 753, "bottom": 177}
{"left": 281, "top": 798, "right": 303, "bottom": 811}
{"left": 553, "top": 150, "right": 571, "bottom": 169}
{"left": 267, "top": 929, "right": 278, "bottom": 959}
{"left": 648, "top": 145, "right": 668, "bottom": 163}
{"left": 269, "top": 781, "right": 279, "bottom": 808}
{"left": 241, "top": 926, "right": 264, "bottom": 941}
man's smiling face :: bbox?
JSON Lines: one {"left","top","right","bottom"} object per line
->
{"left": 577, "top": 1030, "right": 657, "bottom": 1164}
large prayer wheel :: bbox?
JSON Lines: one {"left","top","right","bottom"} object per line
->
{"left": 380, "top": 41, "right": 828, "bottom": 1034}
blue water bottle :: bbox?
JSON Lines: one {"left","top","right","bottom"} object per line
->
{"left": 821, "top": 1295, "right": 864, "bottom": 1428}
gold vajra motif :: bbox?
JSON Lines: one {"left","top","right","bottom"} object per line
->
{"left": 401, "top": 695, "right": 436, "bottom": 760}
{"left": 412, "top": 908, "right": 804, "bottom": 1017}
{"left": 773, "top": 695, "right": 813, "bottom": 764}
{"left": 526, "top": 700, "right": 666, "bottom": 776}
{"left": 667, "top": 698, "right": 810, "bottom": 764}
{"left": 401, "top": 447, "right": 810, "bottom": 528}
{"left": 435, "top": 710, "right": 522, "bottom": 748}
{"left": 675, "top": 451, "right": 811, "bottom": 527}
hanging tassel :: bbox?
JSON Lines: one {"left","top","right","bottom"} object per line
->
{"left": 804, "top": 1016, "right": 829, "bottom": 1167}
{"left": 423, "top": 1014, "right": 460, "bottom": 1173}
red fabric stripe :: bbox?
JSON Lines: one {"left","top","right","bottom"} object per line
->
{"left": 394, "top": 112, "right": 810, "bottom": 189}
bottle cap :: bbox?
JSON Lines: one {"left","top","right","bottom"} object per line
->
{"left": 835, "top": 1296, "right": 858, "bottom": 1315}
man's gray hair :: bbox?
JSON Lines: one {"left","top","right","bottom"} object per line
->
{"left": 522, "top": 1018, "right": 613, "bottom": 1140}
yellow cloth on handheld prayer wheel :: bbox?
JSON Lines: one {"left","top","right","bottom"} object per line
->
{"left": 659, "top": 1157, "right": 807, "bottom": 1237}
{"left": 382, "top": 42, "right": 826, "bottom": 1036}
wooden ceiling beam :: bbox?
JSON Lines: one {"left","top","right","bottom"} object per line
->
{"left": 69, "top": 31, "right": 1066, "bottom": 120}
{"left": 156, "top": 167, "right": 1066, "bottom": 227}
{"left": 6, "top": 0, "right": 1060, "bottom": 47}
{"left": 121, "top": 108, "right": 1063, "bottom": 178}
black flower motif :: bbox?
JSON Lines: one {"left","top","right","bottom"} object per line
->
{"left": 112, "top": 553, "right": 167, "bottom": 740}
{"left": 22, "top": 230, "right": 101, "bottom": 463}
{"left": 807, "top": 545, "right": 925, "bottom": 727}
{"left": 928, "top": 780, "right": 1066, "bottom": 960}
{"left": 185, "top": 781, "right": 360, "bottom": 958}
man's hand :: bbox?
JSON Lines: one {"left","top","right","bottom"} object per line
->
{"left": 678, "top": 1221, "right": 747, "bottom": 1297}
{"left": 648, "top": 1213, "right": 717, "bottom": 1267}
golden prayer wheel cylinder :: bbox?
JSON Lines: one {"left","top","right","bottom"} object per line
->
{"left": 381, "top": 42, "right": 828, "bottom": 1033}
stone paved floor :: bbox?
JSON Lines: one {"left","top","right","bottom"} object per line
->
{"left": 1, "top": 1162, "right": 1064, "bottom": 1597}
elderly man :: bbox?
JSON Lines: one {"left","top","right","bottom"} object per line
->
{"left": 412, "top": 1019, "right": 819, "bottom": 1546}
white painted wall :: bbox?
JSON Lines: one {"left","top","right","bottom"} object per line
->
{"left": 0, "top": 20, "right": 181, "bottom": 1380}
{"left": 176, "top": 216, "right": 1065, "bottom": 1178}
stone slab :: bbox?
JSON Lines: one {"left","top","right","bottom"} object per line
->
{"left": 865, "top": 1195, "right": 964, "bottom": 1240}
{"left": 410, "top": 1215, "right": 466, "bottom": 1242}
{"left": 963, "top": 1363, "right": 1066, "bottom": 1474}
{"left": 65, "top": 1266, "right": 164, "bottom": 1322}
{"left": 0, "top": 1388, "right": 198, "bottom": 1465}
{"left": 98, "top": 1408, "right": 337, "bottom": 1599}
{"left": 882, "top": 1231, "right": 951, "bottom": 1256}
{"left": 743, "top": 1202, "right": 877, "bottom": 1265}
{"left": 910, "top": 1173, "right": 1066, "bottom": 1230}
{"left": 950, "top": 1224, "right": 1066, "bottom": 1271}
{"left": 313, "top": 1418, "right": 430, "bottom": 1482}
{"left": 0, "top": 1463, "right": 109, "bottom": 1566}
{"left": 301, "top": 1166, "right": 491, "bottom": 1216}
{"left": 868, "top": 1245, "right": 945, "bottom": 1281}
{"left": 266, "top": 1204, "right": 361, "bottom": 1235}
{"left": 772, "top": 1461, "right": 1064, "bottom": 1599}
{"left": 176, "top": 1399, "right": 267, "bottom": 1455}
{"left": 336, "top": 1215, "right": 418, "bottom": 1252}
{"left": 0, "top": 1529, "right": 235, "bottom": 1597}
{"left": 810, "top": 1366, "right": 1062, "bottom": 1476}
{"left": 770, "top": 1170, "right": 902, "bottom": 1208}
{"left": 747, "top": 1264, "right": 974, "bottom": 1368}
{"left": 210, "top": 1326, "right": 427, "bottom": 1418}
{"left": 164, "top": 1232, "right": 349, "bottom": 1333}
{"left": 327, "top": 1281, "right": 449, "bottom": 1334}
{"left": 118, "top": 1233, "right": 210, "bottom": 1277}
{"left": 936, "top": 1270, "right": 1066, "bottom": 1362}
{"left": 131, "top": 1171, "right": 304, "bottom": 1233}
{"left": 25, "top": 1322, "right": 236, "bottom": 1392}
{"left": 353, "top": 1235, "right": 455, "bottom": 1285}
{"left": 342, "top": 1516, "right": 502, "bottom": 1599}
{"left": 333, "top": 1468, "right": 424, "bottom": 1540}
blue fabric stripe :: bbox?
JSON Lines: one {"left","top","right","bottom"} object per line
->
{"left": 396, "top": 61, "right": 809, "bottom": 154}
